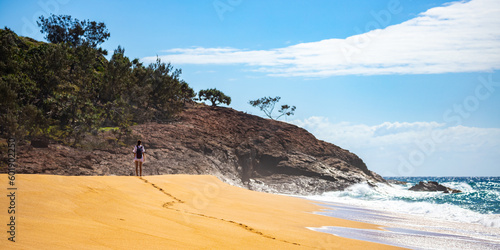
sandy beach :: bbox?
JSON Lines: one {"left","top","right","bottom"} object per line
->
{"left": 0, "top": 174, "right": 402, "bottom": 249}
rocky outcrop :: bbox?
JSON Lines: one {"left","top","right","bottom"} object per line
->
{"left": 387, "top": 179, "right": 408, "bottom": 185}
{"left": 9, "top": 104, "right": 386, "bottom": 195}
{"left": 409, "top": 181, "right": 462, "bottom": 194}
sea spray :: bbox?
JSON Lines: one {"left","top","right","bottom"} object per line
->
{"left": 305, "top": 177, "right": 500, "bottom": 228}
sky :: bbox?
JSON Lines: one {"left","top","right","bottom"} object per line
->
{"left": 1, "top": 0, "right": 499, "bottom": 176}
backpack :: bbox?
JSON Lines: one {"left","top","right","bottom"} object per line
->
{"left": 136, "top": 145, "right": 143, "bottom": 159}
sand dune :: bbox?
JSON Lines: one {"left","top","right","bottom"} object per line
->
{"left": 1, "top": 174, "right": 401, "bottom": 249}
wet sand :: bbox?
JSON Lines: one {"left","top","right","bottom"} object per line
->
{"left": 0, "top": 174, "right": 403, "bottom": 249}
{"left": 310, "top": 202, "right": 500, "bottom": 249}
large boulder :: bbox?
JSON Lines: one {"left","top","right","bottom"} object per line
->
{"left": 409, "top": 181, "right": 462, "bottom": 193}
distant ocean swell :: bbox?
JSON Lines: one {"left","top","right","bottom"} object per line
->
{"left": 305, "top": 177, "right": 500, "bottom": 228}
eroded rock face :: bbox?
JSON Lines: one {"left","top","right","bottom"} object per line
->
{"left": 10, "top": 104, "right": 386, "bottom": 195}
{"left": 409, "top": 181, "right": 462, "bottom": 194}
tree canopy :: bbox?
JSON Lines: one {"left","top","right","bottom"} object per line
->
{"left": 249, "top": 96, "right": 296, "bottom": 120}
{"left": 37, "top": 14, "right": 110, "bottom": 49}
{"left": 198, "top": 88, "right": 231, "bottom": 106}
{"left": 0, "top": 26, "right": 194, "bottom": 145}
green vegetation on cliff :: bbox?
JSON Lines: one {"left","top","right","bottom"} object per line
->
{"left": 198, "top": 88, "right": 231, "bottom": 106}
{"left": 0, "top": 26, "right": 195, "bottom": 145}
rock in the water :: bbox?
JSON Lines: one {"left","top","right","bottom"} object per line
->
{"left": 387, "top": 179, "right": 407, "bottom": 185}
{"left": 409, "top": 181, "right": 461, "bottom": 193}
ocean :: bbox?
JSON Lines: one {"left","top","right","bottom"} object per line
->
{"left": 302, "top": 177, "right": 500, "bottom": 249}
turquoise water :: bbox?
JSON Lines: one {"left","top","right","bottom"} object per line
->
{"left": 385, "top": 176, "right": 500, "bottom": 215}
{"left": 305, "top": 176, "right": 500, "bottom": 228}
{"left": 304, "top": 177, "right": 500, "bottom": 249}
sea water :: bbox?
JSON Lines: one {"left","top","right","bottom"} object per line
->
{"left": 303, "top": 177, "right": 500, "bottom": 249}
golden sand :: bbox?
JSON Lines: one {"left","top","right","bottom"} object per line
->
{"left": 0, "top": 174, "right": 403, "bottom": 249}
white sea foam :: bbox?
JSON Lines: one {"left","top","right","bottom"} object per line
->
{"left": 443, "top": 182, "right": 475, "bottom": 192}
{"left": 304, "top": 182, "right": 500, "bottom": 228}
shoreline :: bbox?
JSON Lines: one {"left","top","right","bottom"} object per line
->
{"left": 0, "top": 174, "right": 402, "bottom": 249}
{"left": 302, "top": 191, "right": 500, "bottom": 249}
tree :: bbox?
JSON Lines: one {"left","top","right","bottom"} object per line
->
{"left": 37, "top": 14, "right": 110, "bottom": 49}
{"left": 249, "top": 96, "right": 296, "bottom": 120}
{"left": 277, "top": 104, "right": 296, "bottom": 119}
{"left": 179, "top": 80, "right": 196, "bottom": 103}
{"left": 198, "top": 88, "right": 231, "bottom": 106}
{"left": 147, "top": 58, "right": 187, "bottom": 120}
{"left": 0, "top": 27, "right": 196, "bottom": 145}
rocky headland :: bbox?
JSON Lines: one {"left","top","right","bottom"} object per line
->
{"left": 8, "top": 104, "right": 386, "bottom": 195}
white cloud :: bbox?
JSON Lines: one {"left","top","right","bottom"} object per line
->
{"left": 143, "top": 0, "right": 500, "bottom": 77}
{"left": 373, "top": 121, "right": 445, "bottom": 136}
{"left": 291, "top": 117, "right": 500, "bottom": 176}
{"left": 292, "top": 117, "right": 444, "bottom": 150}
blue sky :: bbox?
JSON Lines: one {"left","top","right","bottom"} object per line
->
{"left": 1, "top": 0, "right": 499, "bottom": 176}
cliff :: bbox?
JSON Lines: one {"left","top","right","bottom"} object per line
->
{"left": 10, "top": 104, "right": 385, "bottom": 195}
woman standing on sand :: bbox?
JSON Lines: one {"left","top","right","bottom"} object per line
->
{"left": 133, "top": 140, "right": 146, "bottom": 176}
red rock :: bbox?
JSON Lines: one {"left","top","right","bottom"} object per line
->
{"left": 6, "top": 104, "right": 386, "bottom": 194}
